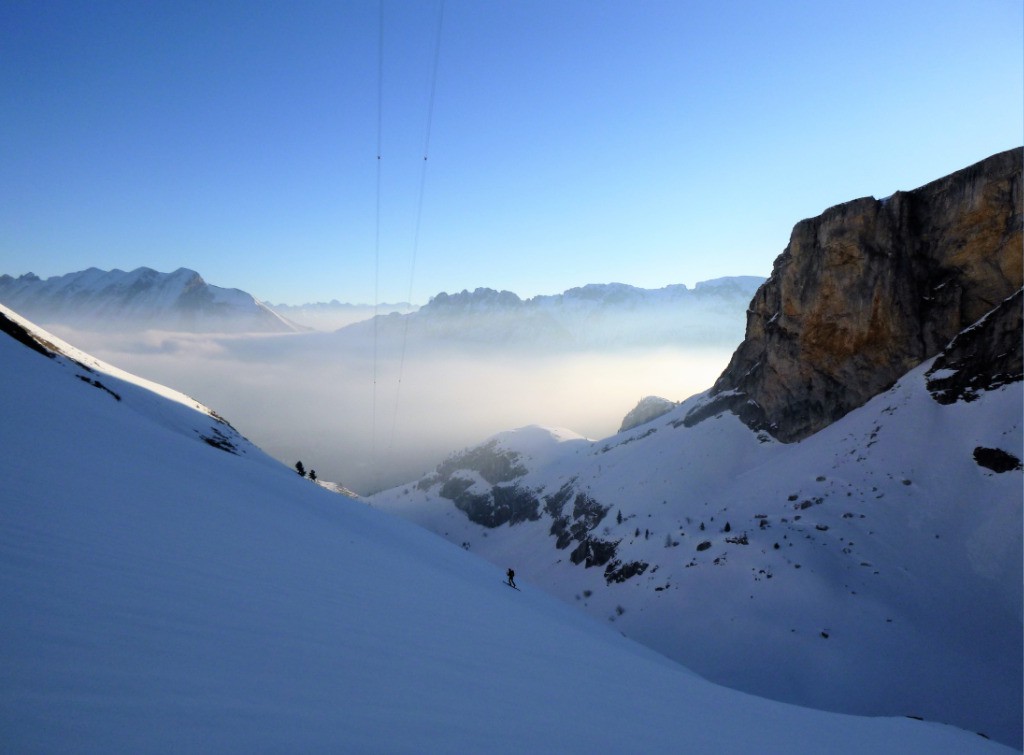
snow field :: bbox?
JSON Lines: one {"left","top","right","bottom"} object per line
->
{"left": 0, "top": 307, "right": 1015, "bottom": 752}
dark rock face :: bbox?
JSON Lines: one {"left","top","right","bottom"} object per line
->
{"left": 548, "top": 490, "right": 611, "bottom": 552}
{"left": 688, "top": 148, "right": 1023, "bottom": 441}
{"left": 544, "top": 486, "right": 648, "bottom": 583}
{"left": 428, "top": 440, "right": 528, "bottom": 487}
{"left": 603, "top": 559, "right": 649, "bottom": 583}
{"left": 425, "top": 451, "right": 649, "bottom": 584}
{"left": 926, "top": 289, "right": 1023, "bottom": 404}
{"left": 441, "top": 479, "right": 541, "bottom": 528}
{"left": 427, "top": 441, "right": 540, "bottom": 528}
{"left": 0, "top": 309, "right": 56, "bottom": 359}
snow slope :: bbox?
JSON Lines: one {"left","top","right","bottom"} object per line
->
{"left": 372, "top": 351, "right": 1023, "bottom": 746}
{"left": 0, "top": 305, "right": 1010, "bottom": 752}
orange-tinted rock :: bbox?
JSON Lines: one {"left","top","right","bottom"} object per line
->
{"left": 687, "top": 147, "right": 1022, "bottom": 441}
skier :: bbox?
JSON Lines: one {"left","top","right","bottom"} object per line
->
{"left": 506, "top": 568, "right": 517, "bottom": 589}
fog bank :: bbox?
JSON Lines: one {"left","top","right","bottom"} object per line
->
{"left": 47, "top": 325, "right": 732, "bottom": 494}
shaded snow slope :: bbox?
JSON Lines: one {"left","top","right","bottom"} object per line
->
{"left": 373, "top": 356, "right": 1023, "bottom": 746}
{"left": 0, "top": 311, "right": 1010, "bottom": 752}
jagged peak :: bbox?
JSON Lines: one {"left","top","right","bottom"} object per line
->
{"left": 424, "top": 288, "right": 523, "bottom": 310}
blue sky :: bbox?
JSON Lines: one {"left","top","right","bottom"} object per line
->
{"left": 2, "top": 0, "right": 1021, "bottom": 305}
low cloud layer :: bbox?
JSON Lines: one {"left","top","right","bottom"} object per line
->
{"left": 50, "top": 325, "right": 733, "bottom": 494}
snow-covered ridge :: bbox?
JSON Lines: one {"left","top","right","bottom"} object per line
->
{"left": 2, "top": 303, "right": 215, "bottom": 415}
{"left": 0, "top": 302, "right": 257, "bottom": 456}
{"left": 0, "top": 266, "right": 306, "bottom": 333}
{"left": 2, "top": 308, "right": 1008, "bottom": 752}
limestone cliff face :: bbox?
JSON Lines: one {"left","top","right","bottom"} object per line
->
{"left": 687, "top": 147, "right": 1022, "bottom": 441}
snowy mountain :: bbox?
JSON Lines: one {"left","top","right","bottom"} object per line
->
{"left": 369, "top": 151, "right": 1024, "bottom": 747}
{"left": 339, "top": 276, "right": 765, "bottom": 351}
{"left": 2, "top": 304, "right": 1008, "bottom": 753}
{"left": 0, "top": 266, "right": 760, "bottom": 348}
{"left": 0, "top": 266, "right": 305, "bottom": 333}
{"left": 372, "top": 343, "right": 1022, "bottom": 746}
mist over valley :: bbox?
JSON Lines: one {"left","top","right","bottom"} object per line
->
{"left": 19, "top": 274, "right": 759, "bottom": 493}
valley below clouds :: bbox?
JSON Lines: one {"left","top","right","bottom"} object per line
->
{"left": 51, "top": 324, "right": 733, "bottom": 494}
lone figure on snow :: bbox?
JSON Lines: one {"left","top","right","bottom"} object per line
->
{"left": 506, "top": 568, "right": 517, "bottom": 589}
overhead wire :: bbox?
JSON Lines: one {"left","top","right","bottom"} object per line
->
{"left": 386, "top": 0, "right": 446, "bottom": 467}
{"left": 370, "top": 0, "right": 385, "bottom": 490}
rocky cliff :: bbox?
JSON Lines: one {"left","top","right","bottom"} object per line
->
{"left": 687, "top": 147, "right": 1023, "bottom": 441}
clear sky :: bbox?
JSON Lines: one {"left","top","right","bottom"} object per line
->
{"left": 2, "top": 0, "right": 1021, "bottom": 305}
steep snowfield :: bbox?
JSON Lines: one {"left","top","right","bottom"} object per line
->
{"left": 0, "top": 306, "right": 1011, "bottom": 752}
{"left": 373, "top": 360, "right": 1023, "bottom": 746}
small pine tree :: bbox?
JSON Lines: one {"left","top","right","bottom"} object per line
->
{"left": 616, "top": 510, "right": 623, "bottom": 525}
{"left": 295, "top": 461, "right": 306, "bottom": 477}
{"left": 724, "top": 521, "right": 732, "bottom": 533}
{"left": 664, "top": 533, "right": 673, "bottom": 548}
{"left": 309, "top": 469, "right": 317, "bottom": 482}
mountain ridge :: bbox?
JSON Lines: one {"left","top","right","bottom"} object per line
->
{"left": 0, "top": 266, "right": 306, "bottom": 333}
{"left": 0, "top": 268, "right": 764, "bottom": 347}
{"left": 340, "top": 276, "right": 764, "bottom": 351}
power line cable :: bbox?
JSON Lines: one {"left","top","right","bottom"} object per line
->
{"left": 387, "top": 0, "right": 446, "bottom": 461}
{"left": 370, "top": 0, "right": 385, "bottom": 490}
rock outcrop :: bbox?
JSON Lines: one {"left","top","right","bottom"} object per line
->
{"left": 687, "top": 147, "right": 1023, "bottom": 441}
{"left": 925, "top": 288, "right": 1023, "bottom": 405}
{"left": 619, "top": 395, "right": 676, "bottom": 432}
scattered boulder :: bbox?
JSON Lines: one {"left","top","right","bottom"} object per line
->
{"left": 973, "top": 447, "right": 1023, "bottom": 473}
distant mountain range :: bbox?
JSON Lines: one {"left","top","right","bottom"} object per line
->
{"left": 0, "top": 267, "right": 304, "bottom": 333}
{"left": 267, "top": 300, "right": 418, "bottom": 331}
{"left": 337, "top": 277, "right": 765, "bottom": 352}
{"left": 0, "top": 266, "right": 765, "bottom": 349}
